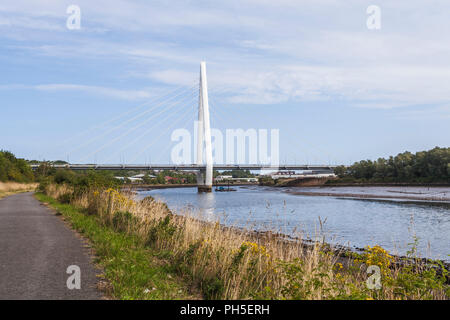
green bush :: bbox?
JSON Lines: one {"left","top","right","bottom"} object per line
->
{"left": 202, "top": 277, "right": 224, "bottom": 299}
{"left": 37, "top": 176, "right": 53, "bottom": 193}
{"left": 57, "top": 193, "right": 73, "bottom": 204}
{"left": 54, "top": 170, "right": 76, "bottom": 185}
{"left": 146, "top": 214, "right": 177, "bottom": 245}
{"left": 111, "top": 211, "right": 137, "bottom": 233}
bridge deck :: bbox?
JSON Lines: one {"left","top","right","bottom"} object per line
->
{"left": 31, "top": 164, "right": 338, "bottom": 171}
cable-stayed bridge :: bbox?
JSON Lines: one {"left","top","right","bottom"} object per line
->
{"left": 49, "top": 62, "right": 340, "bottom": 192}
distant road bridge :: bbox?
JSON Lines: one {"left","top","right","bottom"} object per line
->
{"left": 30, "top": 164, "right": 338, "bottom": 171}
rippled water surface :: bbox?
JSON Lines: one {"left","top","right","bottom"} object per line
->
{"left": 137, "top": 186, "right": 450, "bottom": 261}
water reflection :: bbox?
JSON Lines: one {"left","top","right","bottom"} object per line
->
{"left": 196, "top": 191, "right": 216, "bottom": 222}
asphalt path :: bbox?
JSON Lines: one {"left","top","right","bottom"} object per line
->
{"left": 0, "top": 192, "right": 102, "bottom": 300}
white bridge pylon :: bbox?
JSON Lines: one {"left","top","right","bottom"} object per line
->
{"left": 196, "top": 62, "right": 213, "bottom": 192}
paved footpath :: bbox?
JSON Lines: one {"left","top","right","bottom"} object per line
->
{"left": 0, "top": 193, "right": 102, "bottom": 300}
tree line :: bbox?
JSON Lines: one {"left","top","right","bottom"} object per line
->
{"left": 334, "top": 147, "right": 450, "bottom": 183}
{"left": 0, "top": 150, "right": 34, "bottom": 182}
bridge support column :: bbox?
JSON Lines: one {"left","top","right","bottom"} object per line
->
{"left": 196, "top": 62, "right": 213, "bottom": 193}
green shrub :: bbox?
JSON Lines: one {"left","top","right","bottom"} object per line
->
{"left": 202, "top": 277, "right": 224, "bottom": 299}
{"left": 37, "top": 176, "right": 53, "bottom": 193}
{"left": 112, "top": 211, "right": 137, "bottom": 233}
{"left": 390, "top": 262, "right": 449, "bottom": 300}
{"left": 57, "top": 192, "right": 73, "bottom": 204}
{"left": 146, "top": 214, "right": 177, "bottom": 245}
{"left": 54, "top": 170, "right": 76, "bottom": 185}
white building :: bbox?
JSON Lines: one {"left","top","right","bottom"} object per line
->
{"left": 215, "top": 175, "right": 233, "bottom": 181}
{"left": 131, "top": 174, "right": 156, "bottom": 179}
{"left": 232, "top": 177, "right": 258, "bottom": 183}
{"left": 269, "top": 171, "right": 336, "bottom": 179}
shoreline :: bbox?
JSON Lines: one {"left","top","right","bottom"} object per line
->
{"left": 325, "top": 182, "right": 450, "bottom": 187}
{"left": 163, "top": 205, "right": 450, "bottom": 279}
{"left": 124, "top": 182, "right": 257, "bottom": 190}
{"left": 286, "top": 190, "right": 450, "bottom": 203}
{"left": 134, "top": 185, "right": 450, "bottom": 265}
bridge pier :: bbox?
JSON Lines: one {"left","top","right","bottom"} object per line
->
{"left": 196, "top": 61, "right": 213, "bottom": 193}
{"left": 198, "top": 185, "right": 212, "bottom": 193}
{"left": 197, "top": 169, "right": 212, "bottom": 192}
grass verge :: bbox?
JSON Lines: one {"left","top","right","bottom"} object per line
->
{"left": 35, "top": 192, "right": 199, "bottom": 300}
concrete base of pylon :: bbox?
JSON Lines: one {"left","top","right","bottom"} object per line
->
{"left": 197, "top": 185, "right": 212, "bottom": 193}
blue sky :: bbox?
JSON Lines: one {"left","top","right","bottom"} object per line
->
{"left": 1, "top": 0, "right": 449, "bottom": 164}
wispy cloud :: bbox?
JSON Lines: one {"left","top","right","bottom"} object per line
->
{"left": 1, "top": 0, "right": 450, "bottom": 109}
{"left": 1, "top": 83, "right": 153, "bottom": 100}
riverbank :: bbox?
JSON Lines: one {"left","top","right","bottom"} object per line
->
{"left": 285, "top": 186, "right": 450, "bottom": 203}
{"left": 262, "top": 176, "right": 450, "bottom": 188}
{"left": 36, "top": 183, "right": 450, "bottom": 299}
{"left": 326, "top": 182, "right": 450, "bottom": 187}
{"left": 139, "top": 185, "right": 450, "bottom": 261}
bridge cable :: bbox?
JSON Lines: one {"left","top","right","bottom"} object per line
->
{"left": 67, "top": 83, "right": 198, "bottom": 159}
{"left": 103, "top": 96, "right": 198, "bottom": 163}
{"left": 56, "top": 83, "right": 195, "bottom": 149}
{"left": 78, "top": 89, "right": 198, "bottom": 162}
{"left": 128, "top": 103, "right": 198, "bottom": 164}
{"left": 208, "top": 94, "right": 338, "bottom": 165}
{"left": 66, "top": 83, "right": 197, "bottom": 158}
{"left": 152, "top": 109, "right": 198, "bottom": 165}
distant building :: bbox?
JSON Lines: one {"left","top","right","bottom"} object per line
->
{"left": 269, "top": 171, "right": 336, "bottom": 179}
{"left": 215, "top": 175, "right": 233, "bottom": 181}
{"left": 131, "top": 174, "right": 156, "bottom": 179}
{"left": 114, "top": 176, "right": 143, "bottom": 183}
{"left": 231, "top": 177, "right": 258, "bottom": 183}
{"left": 270, "top": 171, "right": 303, "bottom": 179}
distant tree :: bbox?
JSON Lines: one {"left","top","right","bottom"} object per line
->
{"left": 334, "top": 165, "right": 347, "bottom": 178}
{"left": 54, "top": 169, "right": 76, "bottom": 184}
{"left": 156, "top": 174, "right": 165, "bottom": 184}
{"left": 337, "top": 147, "right": 450, "bottom": 183}
{"left": 0, "top": 150, "right": 34, "bottom": 182}
{"left": 220, "top": 169, "right": 255, "bottom": 178}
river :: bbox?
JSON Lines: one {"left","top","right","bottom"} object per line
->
{"left": 136, "top": 186, "right": 450, "bottom": 261}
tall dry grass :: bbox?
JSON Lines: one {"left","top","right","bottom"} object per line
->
{"left": 0, "top": 182, "right": 38, "bottom": 197}
{"left": 44, "top": 183, "right": 449, "bottom": 300}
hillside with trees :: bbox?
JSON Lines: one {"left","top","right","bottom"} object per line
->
{"left": 333, "top": 147, "right": 450, "bottom": 184}
{"left": 0, "top": 150, "right": 34, "bottom": 182}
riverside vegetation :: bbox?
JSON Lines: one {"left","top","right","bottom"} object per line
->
{"left": 332, "top": 147, "right": 450, "bottom": 184}
{"left": 36, "top": 173, "right": 449, "bottom": 300}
